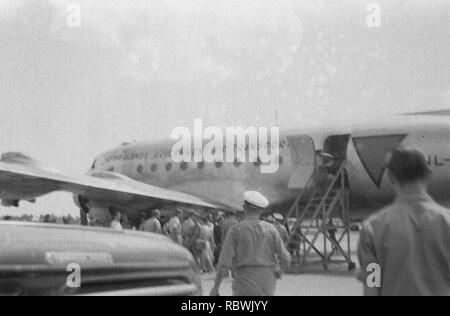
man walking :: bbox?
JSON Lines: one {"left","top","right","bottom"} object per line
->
{"left": 210, "top": 191, "right": 291, "bottom": 296}
{"left": 164, "top": 209, "right": 183, "bottom": 245}
{"left": 182, "top": 210, "right": 198, "bottom": 254}
{"left": 273, "top": 213, "right": 290, "bottom": 246}
{"left": 358, "top": 148, "right": 450, "bottom": 296}
{"left": 140, "top": 209, "right": 162, "bottom": 234}
{"left": 213, "top": 212, "right": 225, "bottom": 265}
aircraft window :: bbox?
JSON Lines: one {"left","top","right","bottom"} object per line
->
{"left": 180, "top": 161, "right": 188, "bottom": 170}
{"left": 215, "top": 162, "right": 223, "bottom": 169}
{"left": 198, "top": 162, "right": 205, "bottom": 170}
{"left": 166, "top": 163, "right": 173, "bottom": 172}
{"left": 151, "top": 164, "right": 158, "bottom": 172}
{"left": 137, "top": 165, "right": 144, "bottom": 173}
{"left": 91, "top": 160, "right": 97, "bottom": 170}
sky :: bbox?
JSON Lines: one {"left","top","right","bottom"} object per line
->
{"left": 0, "top": 0, "right": 449, "bottom": 216}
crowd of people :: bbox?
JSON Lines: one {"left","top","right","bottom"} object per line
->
{"left": 0, "top": 214, "right": 80, "bottom": 225}
{"left": 93, "top": 199, "right": 294, "bottom": 276}
{"left": 136, "top": 206, "right": 287, "bottom": 273}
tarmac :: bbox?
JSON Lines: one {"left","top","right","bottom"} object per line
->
{"left": 201, "top": 231, "right": 363, "bottom": 296}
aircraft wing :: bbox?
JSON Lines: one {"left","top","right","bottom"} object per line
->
{"left": 0, "top": 153, "right": 217, "bottom": 210}
{"left": 405, "top": 108, "right": 450, "bottom": 116}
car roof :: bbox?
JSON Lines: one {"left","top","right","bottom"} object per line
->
{"left": 0, "top": 222, "right": 192, "bottom": 267}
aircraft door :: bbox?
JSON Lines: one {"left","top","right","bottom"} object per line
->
{"left": 286, "top": 135, "right": 316, "bottom": 189}
{"left": 323, "top": 135, "right": 351, "bottom": 174}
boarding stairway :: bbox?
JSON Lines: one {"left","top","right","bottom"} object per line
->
{"left": 285, "top": 162, "right": 356, "bottom": 271}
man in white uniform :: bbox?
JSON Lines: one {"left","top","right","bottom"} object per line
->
{"left": 210, "top": 191, "right": 291, "bottom": 296}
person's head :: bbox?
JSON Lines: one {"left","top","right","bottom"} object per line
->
{"left": 273, "top": 213, "right": 284, "bottom": 223}
{"left": 385, "top": 147, "right": 432, "bottom": 192}
{"left": 88, "top": 212, "right": 98, "bottom": 223}
{"left": 175, "top": 208, "right": 183, "bottom": 219}
{"left": 216, "top": 211, "right": 225, "bottom": 222}
{"left": 152, "top": 209, "right": 161, "bottom": 219}
{"left": 185, "top": 210, "right": 195, "bottom": 220}
{"left": 200, "top": 215, "right": 209, "bottom": 224}
{"left": 319, "top": 152, "right": 335, "bottom": 166}
{"left": 110, "top": 208, "right": 122, "bottom": 221}
{"left": 242, "top": 191, "right": 270, "bottom": 216}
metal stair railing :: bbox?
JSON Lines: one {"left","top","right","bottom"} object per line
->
{"left": 286, "top": 161, "right": 356, "bottom": 271}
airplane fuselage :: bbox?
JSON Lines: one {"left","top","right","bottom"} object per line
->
{"left": 90, "top": 115, "right": 450, "bottom": 217}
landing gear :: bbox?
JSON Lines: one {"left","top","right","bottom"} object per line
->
{"left": 348, "top": 262, "right": 356, "bottom": 271}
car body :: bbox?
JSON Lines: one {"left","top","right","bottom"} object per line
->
{"left": 0, "top": 222, "right": 201, "bottom": 296}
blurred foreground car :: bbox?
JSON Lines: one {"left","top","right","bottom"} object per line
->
{"left": 0, "top": 222, "right": 201, "bottom": 296}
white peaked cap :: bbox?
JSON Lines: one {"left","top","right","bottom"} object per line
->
{"left": 273, "top": 213, "right": 284, "bottom": 221}
{"left": 244, "top": 191, "right": 270, "bottom": 209}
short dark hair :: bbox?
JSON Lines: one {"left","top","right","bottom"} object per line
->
{"left": 386, "top": 148, "right": 432, "bottom": 184}
{"left": 151, "top": 209, "right": 160, "bottom": 218}
{"left": 109, "top": 207, "right": 121, "bottom": 217}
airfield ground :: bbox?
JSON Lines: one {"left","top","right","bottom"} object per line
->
{"left": 201, "top": 231, "right": 363, "bottom": 296}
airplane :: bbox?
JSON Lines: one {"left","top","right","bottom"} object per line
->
{"left": 1, "top": 110, "right": 450, "bottom": 226}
